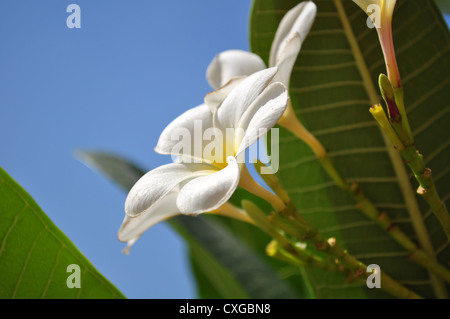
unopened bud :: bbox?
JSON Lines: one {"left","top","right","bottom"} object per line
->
{"left": 369, "top": 104, "right": 404, "bottom": 150}
{"left": 379, "top": 74, "right": 400, "bottom": 120}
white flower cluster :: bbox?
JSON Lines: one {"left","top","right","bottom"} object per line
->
{"left": 119, "top": 1, "right": 317, "bottom": 252}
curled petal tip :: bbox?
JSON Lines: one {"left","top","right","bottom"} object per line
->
{"left": 269, "top": 1, "right": 317, "bottom": 67}
{"left": 206, "top": 50, "right": 266, "bottom": 89}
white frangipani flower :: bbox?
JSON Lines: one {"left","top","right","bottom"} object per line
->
{"left": 155, "top": 67, "right": 287, "bottom": 166}
{"left": 119, "top": 190, "right": 179, "bottom": 253}
{"left": 204, "top": 76, "right": 246, "bottom": 113}
{"left": 352, "top": 0, "right": 396, "bottom": 27}
{"left": 269, "top": 1, "right": 317, "bottom": 82}
{"left": 119, "top": 187, "right": 251, "bottom": 253}
{"left": 119, "top": 67, "right": 288, "bottom": 249}
{"left": 205, "top": 1, "right": 317, "bottom": 91}
{"left": 353, "top": 0, "right": 400, "bottom": 88}
{"left": 204, "top": 1, "right": 316, "bottom": 138}
{"left": 206, "top": 50, "right": 266, "bottom": 90}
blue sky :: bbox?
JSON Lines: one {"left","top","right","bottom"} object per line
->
{"left": 1, "top": 1, "right": 449, "bottom": 299}
{"left": 0, "top": 0, "right": 254, "bottom": 299}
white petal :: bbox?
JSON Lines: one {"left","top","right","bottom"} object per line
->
{"left": 177, "top": 157, "right": 240, "bottom": 215}
{"left": 204, "top": 76, "right": 246, "bottom": 112}
{"left": 125, "top": 162, "right": 215, "bottom": 217}
{"left": 119, "top": 191, "right": 180, "bottom": 248}
{"left": 273, "top": 33, "right": 302, "bottom": 88}
{"left": 206, "top": 50, "right": 266, "bottom": 89}
{"left": 216, "top": 67, "right": 278, "bottom": 132}
{"left": 269, "top": 1, "right": 317, "bottom": 67}
{"left": 154, "top": 104, "right": 213, "bottom": 162}
{"left": 236, "top": 82, "right": 288, "bottom": 156}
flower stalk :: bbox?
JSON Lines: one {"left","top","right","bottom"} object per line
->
{"left": 277, "top": 101, "right": 328, "bottom": 160}
{"left": 370, "top": 104, "right": 404, "bottom": 150}
{"left": 239, "top": 164, "right": 287, "bottom": 213}
{"left": 372, "top": 75, "right": 450, "bottom": 243}
{"left": 210, "top": 202, "right": 255, "bottom": 225}
{"left": 379, "top": 74, "right": 413, "bottom": 143}
{"left": 399, "top": 146, "right": 450, "bottom": 242}
{"left": 271, "top": 203, "right": 423, "bottom": 299}
{"left": 352, "top": 1, "right": 449, "bottom": 238}
{"left": 253, "top": 160, "right": 291, "bottom": 204}
{"left": 281, "top": 102, "right": 450, "bottom": 280}
{"left": 117, "top": 0, "right": 450, "bottom": 300}
{"left": 242, "top": 200, "right": 338, "bottom": 272}
{"left": 266, "top": 240, "right": 340, "bottom": 272}
{"left": 352, "top": 0, "right": 400, "bottom": 87}
{"left": 243, "top": 199, "right": 423, "bottom": 298}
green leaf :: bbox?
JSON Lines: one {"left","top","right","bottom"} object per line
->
{"left": 435, "top": 0, "right": 450, "bottom": 14}
{"left": 0, "top": 167, "right": 125, "bottom": 299}
{"left": 173, "top": 215, "right": 299, "bottom": 299}
{"left": 76, "top": 150, "right": 301, "bottom": 298}
{"left": 217, "top": 187, "right": 316, "bottom": 298}
{"left": 188, "top": 243, "right": 248, "bottom": 299}
{"left": 250, "top": 0, "right": 450, "bottom": 298}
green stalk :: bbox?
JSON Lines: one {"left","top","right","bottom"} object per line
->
{"left": 399, "top": 145, "right": 450, "bottom": 242}
{"left": 316, "top": 150, "right": 450, "bottom": 283}
{"left": 242, "top": 200, "right": 336, "bottom": 272}
{"left": 275, "top": 103, "right": 450, "bottom": 283}
{"left": 266, "top": 240, "right": 339, "bottom": 273}
{"left": 244, "top": 200, "right": 422, "bottom": 298}
{"left": 379, "top": 74, "right": 450, "bottom": 241}
{"left": 273, "top": 210, "right": 423, "bottom": 299}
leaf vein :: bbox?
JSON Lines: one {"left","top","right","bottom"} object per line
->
{"left": 294, "top": 61, "right": 356, "bottom": 72}
{"left": 40, "top": 246, "right": 63, "bottom": 299}
{"left": 11, "top": 229, "right": 45, "bottom": 299}
{"left": 407, "top": 77, "right": 450, "bottom": 113}
{"left": 3, "top": 178, "right": 122, "bottom": 298}
{"left": 291, "top": 80, "right": 364, "bottom": 94}
{"left": 310, "top": 121, "right": 377, "bottom": 137}
{"left": 403, "top": 46, "right": 450, "bottom": 85}
{"left": 424, "top": 139, "right": 450, "bottom": 165}
{"left": 0, "top": 204, "right": 28, "bottom": 258}
{"left": 412, "top": 107, "right": 450, "bottom": 137}
{"left": 298, "top": 99, "right": 371, "bottom": 114}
